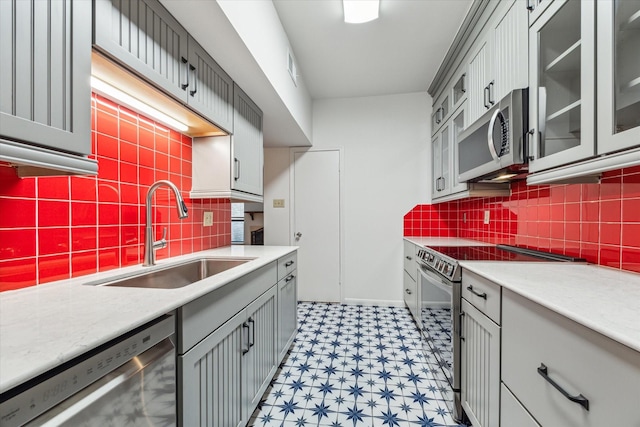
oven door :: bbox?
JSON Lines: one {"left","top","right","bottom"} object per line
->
{"left": 418, "top": 263, "right": 462, "bottom": 420}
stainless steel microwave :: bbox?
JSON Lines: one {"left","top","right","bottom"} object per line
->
{"left": 458, "top": 88, "right": 529, "bottom": 182}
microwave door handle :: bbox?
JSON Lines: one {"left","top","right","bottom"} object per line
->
{"left": 538, "top": 87, "right": 547, "bottom": 154}
{"left": 487, "top": 108, "right": 502, "bottom": 162}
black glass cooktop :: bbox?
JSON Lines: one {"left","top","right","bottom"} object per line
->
{"left": 428, "top": 244, "right": 585, "bottom": 262}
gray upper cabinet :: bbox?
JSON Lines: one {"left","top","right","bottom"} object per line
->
{"left": 93, "top": 0, "right": 233, "bottom": 132}
{"left": 0, "top": 0, "right": 95, "bottom": 175}
{"left": 596, "top": 0, "right": 640, "bottom": 156}
{"left": 528, "top": 0, "right": 596, "bottom": 173}
{"left": 93, "top": 0, "right": 188, "bottom": 102}
{"left": 187, "top": 38, "right": 234, "bottom": 132}
{"left": 232, "top": 84, "right": 264, "bottom": 197}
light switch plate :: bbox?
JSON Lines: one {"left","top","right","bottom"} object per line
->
{"left": 484, "top": 210, "right": 490, "bottom": 225}
{"left": 203, "top": 211, "right": 214, "bottom": 227}
{"left": 273, "top": 199, "right": 285, "bottom": 208}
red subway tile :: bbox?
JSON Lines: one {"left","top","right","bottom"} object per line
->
{"left": 120, "top": 161, "right": 138, "bottom": 184}
{"left": 600, "top": 222, "right": 621, "bottom": 246}
{"left": 71, "top": 251, "right": 98, "bottom": 277}
{"left": 38, "top": 253, "right": 70, "bottom": 283}
{"left": 97, "top": 181, "right": 120, "bottom": 203}
{"left": 602, "top": 199, "right": 622, "bottom": 222}
{"left": 37, "top": 176, "right": 69, "bottom": 200}
{"left": 120, "top": 141, "right": 138, "bottom": 164}
{"left": 71, "top": 202, "right": 97, "bottom": 227}
{"left": 0, "top": 258, "right": 37, "bottom": 291}
{"left": 139, "top": 127, "right": 155, "bottom": 150}
{"left": 600, "top": 245, "right": 621, "bottom": 269}
{"left": 621, "top": 247, "right": 640, "bottom": 273}
{"left": 622, "top": 223, "right": 640, "bottom": 248}
{"left": 0, "top": 229, "right": 37, "bottom": 260}
{"left": 0, "top": 198, "right": 35, "bottom": 228}
{"left": 120, "top": 119, "right": 138, "bottom": 144}
{"left": 98, "top": 203, "right": 120, "bottom": 226}
{"left": 621, "top": 198, "right": 640, "bottom": 223}
{"left": 98, "top": 226, "right": 120, "bottom": 248}
{"left": 38, "top": 200, "right": 69, "bottom": 227}
{"left": 71, "top": 227, "right": 97, "bottom": 252}
{"left": 120, "top": 183, "right": 138, "bottom": 205}
{"left": 98, "top": 248, "right": 120, "bottom": 271}
{"left": 0, "top": 167, "right": 35, "bottom": 198}
{"left": 71, "top": 177, "right": 97, "bottom": 202}
{"left": 38, "top": 228, "right": 70, "bottom": 256}
{"left": 97, "top": 157, "right": 119, "bottom": 181}
{"left": 96, "top": 110, "right": 119, "bottom": 138}
{"left": 96, "top": 133, "right": 119, "bottom": 160}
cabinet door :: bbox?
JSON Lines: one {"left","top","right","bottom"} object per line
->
{"left": 232, "top": 84, "right": 264, "bottom": 196}
{"left": 179, "top": 310, "right": 246, "bottom": 427}
{"left": 528, "top": 0, "right": 596, "bottom": 173}
{"left": 278, "top": 272, "right": 298, "bottom": 361}
{"left": 244, "top": 286, "right": 277, "bottom": 420}
{"left": 596, "top": 0, "right": 640, "bottom": 155}
{"left": 432, "top": 124, "right": 451, "bottom": 199}
{"left": 93, "top": 0, "right": 189, "bottom": 103}
{"left": 432, "top": 132, "right": 443, "bottom": 198}
{"left": 187, "top": 37, "right": 234, "bottom": 133}
{"left": 460, "top": 299, "right": 500, "bottom": 427}
{"left": 0, "top": 0, "right": 91, "bottom": 155}
{"left": 450, "top": 105, "right": 468, "bottom": 195}
{"left": 491, "top": 0, "right": 528, "bottom": 102}
{"left": 467, "top": 37, "right": 491, "bottom": 125}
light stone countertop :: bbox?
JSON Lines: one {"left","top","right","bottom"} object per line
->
{"left": 460, "top": 262, "right": 640, "bottom": 354}
{"left": 0, "top": 245, "right": 297, "bottom": 394}
{"left": 404, "top": 237, "right": 491, "bottom": 247}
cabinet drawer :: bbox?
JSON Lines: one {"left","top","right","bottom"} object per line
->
{"left": 177, "top": 261, "right": 277, "bottom": 354}
{"left": 461, "top": 269, "right": 501, "bottom": 324}
{"left": 502, "top": 289, "right": 640, "bottom": 427}
{"left": 403, "top": 241, "right": 417, "bottom": 281}
{"left": 501, "top": 383, "right": 540, "bottom": 427}
{"left": 278, "top": 251, "right": 297, "bottom": 281}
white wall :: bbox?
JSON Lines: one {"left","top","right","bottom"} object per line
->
{"left": 265, "top": 92, "right": 431, "bottom": 305}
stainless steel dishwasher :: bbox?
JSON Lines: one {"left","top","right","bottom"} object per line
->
{"left": 0, "top": 315, "right": 176, "bottom": 427}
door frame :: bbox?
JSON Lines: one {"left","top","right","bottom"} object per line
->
{"left": 289, "top": 147, "right": 345, "bottom": 303}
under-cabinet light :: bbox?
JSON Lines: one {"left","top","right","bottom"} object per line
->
{"left": 90, "top": 76, "right": 189, "bottom": 133}
{"left": 492, "top": 173, "right": 518, "bottom": 181}
{"left": 343, "top": 0, "right": 379, "bottom": 23}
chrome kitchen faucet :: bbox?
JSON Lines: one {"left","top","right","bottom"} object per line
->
{"left": 143, "top": 180, "right": 189, "bottom": 266}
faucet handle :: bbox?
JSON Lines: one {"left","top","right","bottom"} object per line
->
{"left": 153, "top": 227, "right": 168, "bottom": 250}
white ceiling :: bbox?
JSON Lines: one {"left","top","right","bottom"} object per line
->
{"left": 272, "top": 0, "right": 473, "bottom": 100}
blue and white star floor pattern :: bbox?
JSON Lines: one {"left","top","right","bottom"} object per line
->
{"left": 248, "top": 302, "right": 465, "bottom": 427}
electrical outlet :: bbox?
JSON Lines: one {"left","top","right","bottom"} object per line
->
{"left": 273, "top": 199, "right": 285, "bottom": 208}
{"left": 484, "top": 210, "right": 490, "bottom": 225}
{"left": 203, "top": 211, "right": 214, "bottom": 227}
{"left": 463, "top": 213, "right": 467, "bottom": 223}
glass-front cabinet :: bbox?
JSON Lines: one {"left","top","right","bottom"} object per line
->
{"left": 597, "top": 0, "right": 640, "bottom": 155}
{"left": 528, "top": 0, "right": 596, "bottom": 173}
{"left": 432, "top": 103, "right": 467, "bottom": 201}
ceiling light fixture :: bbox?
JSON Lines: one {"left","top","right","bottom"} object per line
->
{"left": 90, "top": 76, "right": 190, "bottom": 133}
{"left": 343, "top": 0, "right": 379, "bottom": 24}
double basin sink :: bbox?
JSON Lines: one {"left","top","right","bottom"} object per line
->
{"left": 86, "top": 258, "right": 253, "bottom": 289}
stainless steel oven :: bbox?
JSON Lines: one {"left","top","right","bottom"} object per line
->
{"left": 0, "top": 315, "right": 176, "bottom": 427}
{"left": 417, "top": 251, "right": 463, "bottom": 421}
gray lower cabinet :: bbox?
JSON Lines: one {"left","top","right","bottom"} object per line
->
{"left": 93, "top": 0, "right": 233, "bottom": 132}
{"left": 177, "top": 252, "right": 297, "bottom": 427}
{"left": 0, "top": 0, "right": 95, "bottom": 175}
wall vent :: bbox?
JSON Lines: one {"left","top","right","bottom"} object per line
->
{"left": 287, "top": 48, "right": 298, "bottom": 86}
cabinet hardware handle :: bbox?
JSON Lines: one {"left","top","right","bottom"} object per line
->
{"left": 466, "top": 285, "right": 487, "bottom": 300}
{"left": 441, "top": 176, "right": 445, "bottom": 190}
{"left": 461, "top": 73, "right": 466, "bottom": 93}
{"left": 484, "top": 86, "right": 490, "bottom": 109}
{"left": 459, "top": 312, "right": 465, "bottom": 341}
{"left": 285, "top": 275, "right": 295, "bottom": 282}
{"left": 405, "top": 288, "right": 412, "bottom": 295}
{"left": 537, "top": 363, "right": 589, "bottom": 410}
{"left": 487, "top": 109, "right": 504, "bottom": 162}
{"left": 189, "top": 64, "right": 197, "bottom": 96}
{"left": 285, "top": 260, "right": 295, "bottom": 267}
{"left": 234, "top": 157, "right": 240, "bottom": 181}
{"left": 242, "top": 322, "right": 250, "bottom": 355}
{"left": 527, "top": 129, "right": 536, "bottom": 161}
{"left": 181, "top": 57, "right": 189, "bottom": 90}
{"left": 526, "top": 0, "right": 534, "bottom": 11}
{"left": 488, "top": 81, "right": 495, "bottom": 105}
{"left": 248, "top": 317, "right": 255, "bottom": 348}
{"left": 406, "top": 256, "right": 412, "bottom": 261}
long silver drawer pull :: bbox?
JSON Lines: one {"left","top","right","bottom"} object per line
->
{"left": 537, "top": 363, "right": 590, "bottom": 410}
{"left": 459, "top": 312, "right": 465, "bottom": 341}
{"left": 285, "top": 260, "right": 295, "bottom": 267}
{"left": 466, "top": 285, "right": 487, "bottom": 300}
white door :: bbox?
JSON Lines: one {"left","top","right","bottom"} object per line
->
{"left": 291, "top": 149, "right": 341, "bottom": 302}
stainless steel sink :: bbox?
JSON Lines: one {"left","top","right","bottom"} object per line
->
{"left": 86, "top": 258, "right": 253, "bottom": 289}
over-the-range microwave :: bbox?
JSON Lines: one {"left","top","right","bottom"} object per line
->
{"left": 458, "top": 88, "right": 529, "bottom": 182}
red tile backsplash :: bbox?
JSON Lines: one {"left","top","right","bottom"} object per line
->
{"left": 404, "top": 169, "right": 640, "bottom": 273}
{"left": 0, "top": 94, "right": 231, "bottom": 292}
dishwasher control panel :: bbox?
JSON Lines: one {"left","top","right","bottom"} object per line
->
{"left": 0, "top": 315, "right": 174, "bottom": 427}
